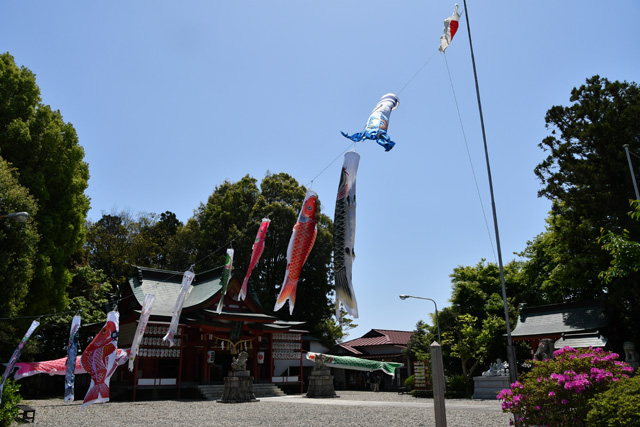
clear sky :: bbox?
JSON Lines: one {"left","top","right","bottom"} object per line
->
{"left": 2, "top": 1, "right": 639, "bottom": 342}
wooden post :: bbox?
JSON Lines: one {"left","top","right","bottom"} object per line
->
{"left": 430, "top": 341, "right": 447, "bottom": 427}
{"left": 300, "top": 334, "right": 304, "bottom": 393}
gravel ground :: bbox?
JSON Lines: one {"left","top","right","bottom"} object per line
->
{"left": 16, "top": 391, "right": 513, "bottom": 426}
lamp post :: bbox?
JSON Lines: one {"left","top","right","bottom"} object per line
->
{"left": 0, "top": 212, "right": 30, "bottom": 222}
{"left": 399, "top": 294, "right": 441, "bottom": 344}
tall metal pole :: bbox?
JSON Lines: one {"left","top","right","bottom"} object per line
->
{"left": 463, "top": 0, "right": 517, "bottom": 384}
{"left": 623, "top": 144, "right": 640, "bottom": 200}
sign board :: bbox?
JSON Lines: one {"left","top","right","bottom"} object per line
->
{"left": 257, "top": 351, "right": 265, "bottom": 364}
{"left": 207, "top": 350, "right": 215, "bottom": 364}
{"left": 272, "top": 332, "right": 301, "bottom": 360}
{"left": 413, "top": 361, "right": 429, "bottom": 390}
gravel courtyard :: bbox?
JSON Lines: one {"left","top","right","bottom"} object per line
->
{"left": 17, "top": 391, "right": 512, "bottom": 426}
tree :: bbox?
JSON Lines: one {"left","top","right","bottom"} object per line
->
{"left": 85, "top": 213, "right": 133, "bottom": 286}
{"left": 0, "top": 158, "right": 38, "bottom": 318}
{"left": 528, "top": 75, "right": 640, "bottom": 341}
{"left": 441, "top": 313, "right": 504, "bottom": 395}
{"left": 0, "top": 158, "right": 39, "bottom": 361}
{"left": 405, "top": 259, "right": 531, "bottom": 393}
{"left": 404, "top": 321, "right": 432, "bottom": 362}
{"left": 0, "top": 52, "right": 90, "bottom": 314}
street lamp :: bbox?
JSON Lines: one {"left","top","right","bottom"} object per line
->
{"left": 399, "top": 294, "right": 441, "bottom": 344}
{"left": 0, "top": 212, "right": 30, "bottom": 222}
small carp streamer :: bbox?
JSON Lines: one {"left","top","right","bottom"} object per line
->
{"left": 341, "top": 93, "right": 399, "bottom": 151}
{"left": 64, "top": 315, "right": 81, "bottom": 402}
{"left": 274, "top": 190, "right": 318, "bottom": 314}
{"left": 164, "top": 270, "right": 195, "bottom": 345}
{"left": 0, "top": 320, "right": 39, "bottom": 404}
{"left": 216, "top": 248, "right": 235, "bottom": 314}
{"left": 128, "top": 293, "right": 156, "bottom": 370}
{"left": 239, "top": 219, "right": 270, "bottom": 301}
{"left": 333, "top": 151, "right": 360, "bottom": 319}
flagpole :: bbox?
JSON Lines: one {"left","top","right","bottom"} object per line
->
{"left": 462, "top": 0, "right": 518, "bottom": 384}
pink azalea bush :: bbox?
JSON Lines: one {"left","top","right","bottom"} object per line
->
{"left": 497, "top": 347, "right": 634, "bottom": 426}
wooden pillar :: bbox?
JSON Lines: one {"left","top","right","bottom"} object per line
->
{"left": 269, "top": 333, "right": 274, "bottom": 382}
{"left": 133, "top": 355, "right": 139, "bottom": 401}
{"left": 252, "top": 338, "right": 258, "bottom": 383}
{"left": 299, "top": 333, "right": 303, "bottom": 393}
{"left": 430, "top": 341, "right": 447, "bottom": 427}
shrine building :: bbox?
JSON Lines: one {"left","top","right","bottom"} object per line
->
{"left": 114, "top": 266, "right": 309, "bottom": 399}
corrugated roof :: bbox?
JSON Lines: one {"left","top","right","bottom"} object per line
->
{"left": 511, "top": 301, "right": 608, "bottom": 339}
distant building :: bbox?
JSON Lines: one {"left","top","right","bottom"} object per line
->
{"left": 329, "top": 329, "right": 412, "bottom": 390}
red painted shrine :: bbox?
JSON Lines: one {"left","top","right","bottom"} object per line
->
{"left": 115, "top": 266, "right": 305, "bottom": 398}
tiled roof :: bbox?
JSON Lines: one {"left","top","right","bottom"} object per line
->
{"left": 511, "top": 301, "right": 608, "bottom": 339}
{"left": 336, "top": 329, "right": 412, "bottom": 355}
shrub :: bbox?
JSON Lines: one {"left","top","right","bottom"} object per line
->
{"left": 0, "top": 378, "right": 22, "bottom": 427}
{"left": 586, "top": 374, "right": 640, "bottom": 426}
{"left": 446, "top": 374, "right": 469, "bottom": 398}
{"left": 497, "top": 347, "right": 633, "bottom": 426}
{"left": 404, "top": 375, "right": 415, "bottom": 388}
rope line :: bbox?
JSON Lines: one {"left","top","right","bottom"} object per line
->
{"left": 443, "top": 53, "right": 497, "bottom": 262}
{"left": 397, "top": 50, "right": 438, "bottom": 96}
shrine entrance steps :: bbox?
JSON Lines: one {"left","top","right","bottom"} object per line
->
{"left": 197, "top": 383, "right": 287, "bottom": 400}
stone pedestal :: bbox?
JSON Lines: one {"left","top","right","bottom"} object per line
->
{"left": 473, "top": 376, "right": 510, "bottom": 400}
{"left": 306, "top": 369, "right": 338, "bottom": 398}
{"left": 218, "top": 371, "right": 258, "bottom": 403}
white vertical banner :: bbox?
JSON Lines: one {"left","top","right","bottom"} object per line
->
{"left": 129, "top": 293, "right": 156, "bottom": 370}
{"left": 163, "top": 270, "right": 195, "bottom": 346}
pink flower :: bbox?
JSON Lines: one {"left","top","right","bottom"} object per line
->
{"left": 561, "top": 399, "right": 568, "bottom": 404}
{"left": 548, "top": 391, "right": 555, "bottom": 397}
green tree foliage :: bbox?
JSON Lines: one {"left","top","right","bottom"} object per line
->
{"left": 526, "top": 75, "right": 640, "bottom": 339}
{"left": 599, "top": 200, "right": 640, "bottom": 284}
{"left": 0, "top": 158, "right": 39, "bottom": 360}
{"left": 586, "top": 374, "right": 640, "bottom": 427}
{"left": 441, "top": 313, "right": 506, "bottom": 395}
{"left": 0, "top": 52, "right": 90, "bottom": 315}
{"left": 0, "top": 158, "right": 38, "bottom": 318}
{"left": 406, "top": 260, "right": 531, "bottom": 391}
{"left": 0, "top": 378, "right": 22, "bottom": 427}
{"left": 85, "top": 213, "right": 132, "bottom": 285}
{"left": 403, "top": 321, "right": 432, "bottom": 362}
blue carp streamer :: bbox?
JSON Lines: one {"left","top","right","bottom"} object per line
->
{"left": 341, "top": 93, "right": 399, "bottom": 151}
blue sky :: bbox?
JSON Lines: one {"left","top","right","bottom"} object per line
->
{"left": 2, "top": 1, "right": 639, "bottom": 342}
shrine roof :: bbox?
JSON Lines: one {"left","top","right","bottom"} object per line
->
{"left": 554, "top": 332, "right": 608, "bottom": 349}
{"left": 511, "top": 301, "right": 608, "bottom": 339}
